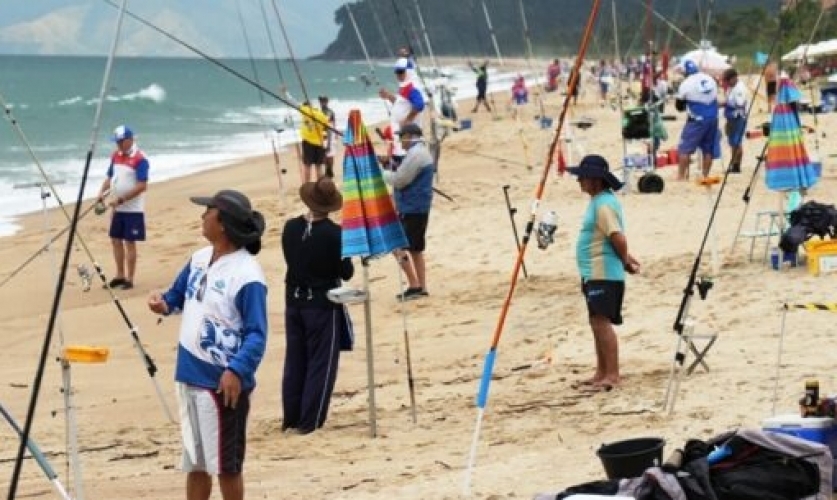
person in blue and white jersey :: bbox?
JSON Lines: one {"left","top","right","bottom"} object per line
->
{"left": 721, "top": 67, "right": 749, "bottom": 174}
{"left": 675, "top": 59, "right": 721, "bottom": 180}
{"left": 148, "top": 189, "right": 267, "bottom": 500}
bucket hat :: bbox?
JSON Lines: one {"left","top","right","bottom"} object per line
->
{"left": 567, "top": 154, "right": 624, "bottom": 191}
{"left": 299, "top": 177, "right": 343, "bottom": 213}
{"left": 190, "top": 189, "right": 265, "bottom": 253}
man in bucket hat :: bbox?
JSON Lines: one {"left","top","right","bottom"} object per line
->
{"left": 568, "top": 155, "right": 640, "bottom": 392}
{"left": 147, "top": 189, "right": 267, "bottom": 500}
{"left": 281, "top": 177, "right": 354, "bottom": 434}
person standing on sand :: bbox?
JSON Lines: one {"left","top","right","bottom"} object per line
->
{"left": 147, "top": 189, "right": 268, "bottom": 500}
{"left": 378, "top": 57, "right": 426, "bottom": 162}
{"left": 721, "top": 68, "right": 748, "bottom": 174}
{"left": 675, "top": 59, "right": 720, "bottom": 180}
{"left": 568, "top": 155, "right": 639, "bottom": 392}
{"left": 468, "top": 59, "right": 492, "bottom": 113}
{"left": 281, "top": 177, "right": 354, "bottom": 434}
{"left": 318, "top": 95, "right": 337, "bottom": 178}
{"left": 96, "top": 125, "right": 149, "bottom": 290}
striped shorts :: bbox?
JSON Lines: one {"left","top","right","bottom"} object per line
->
{"left": 177, "top": 383, "right": 250, "bottom": 475}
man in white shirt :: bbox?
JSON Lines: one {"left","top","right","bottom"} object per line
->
{"left": 721, "top": 68, "right": 749, "bottom": 173}
{"left": 675, "top": 60, "right": 720, "bottom": 180}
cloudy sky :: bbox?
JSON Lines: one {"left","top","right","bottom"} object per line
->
{"left": 0, "top": 0, "right": 346, "bottom": 58}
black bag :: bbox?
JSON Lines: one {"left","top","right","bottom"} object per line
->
{"left": 709, "top": 435, "right": 820, "bottom": 500}
{"left": 623, "top": 108, "right": 651, "bottom": 139}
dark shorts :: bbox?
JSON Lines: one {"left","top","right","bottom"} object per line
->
{"left": 725, "top": 117, "right": 746, "bottom": 147}
{"left": 109, "top": 212, "right": 146, "bottom": 241}
{"left": 678, "top": 119, "right": 721, "bottom": 158}
{"left": 581, "top": 279, "right": 624, "bottom": 325}
{"left": 400, "top": 213, "right": 429, "bottom": 252}
{"left": 302, "top": 141, "right": 325, "bottom": 166}
{"left": 766, "top": 81, "right": 777, "bottom": 98}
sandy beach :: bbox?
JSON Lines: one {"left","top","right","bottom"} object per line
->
{"left": 2, "top": 75, "right": 837, "bottom": 499}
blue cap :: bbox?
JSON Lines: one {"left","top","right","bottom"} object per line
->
{"left": 682, "top": 60, "right": 698, "bottom": 76}
{"left": 113, "top": 125, "right": 133, "bottom": 142}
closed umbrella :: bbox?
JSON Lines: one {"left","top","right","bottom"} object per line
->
{"left": 765, "top": 78, "right": 820, "bottom": 192}
{"left": 340, "top": 109, "right": 409, "bottom": 437}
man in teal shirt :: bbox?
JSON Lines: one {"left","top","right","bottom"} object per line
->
{"left": 569, "top": 155, "right": 640, "bottom": 391}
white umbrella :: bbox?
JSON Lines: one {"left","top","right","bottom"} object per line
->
{"left": 681, "top": 49, "right": 730, "bottom": 73}
{"left": 808, "top": 39, "right": 837, "bottom": 58}
{"left": 782, "top": 43, "right": 816, "bottom": 62}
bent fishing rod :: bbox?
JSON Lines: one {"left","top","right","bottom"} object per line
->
{"left": 463, "top": 0, "right": 602, "bottom": 493}
{"left": 7, "top": 3, "right": 130, "bottom": 497}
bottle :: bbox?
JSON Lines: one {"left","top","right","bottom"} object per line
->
{"left": 800, "top": 379, "right": 819, "bottom": 417}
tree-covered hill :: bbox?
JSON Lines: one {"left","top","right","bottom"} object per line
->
{"left": 315, "top": 0, "right": 835, "bottom": 62}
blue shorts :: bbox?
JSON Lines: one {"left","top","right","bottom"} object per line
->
{"left": 678, "top": 119, "right": 720, "bottom": 158}
{"left": 725, "top": 117, "right": 746, "bottom": 147}
{"left": 109, "top": 212, "right": 146, "bottom": 241}
{"left": 513, "top": 93, "right": 528, "bottom": 105}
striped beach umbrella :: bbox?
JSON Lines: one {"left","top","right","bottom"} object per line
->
{"left": 765, "top": 77, "right": 820, "bottom": 191}
{"left": 340, "top": 109, "right": 408, "bottom": 437}
{"left": 341, "top": 109, "right": 407, "bottom": 259}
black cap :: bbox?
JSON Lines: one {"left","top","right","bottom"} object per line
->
{"left": 396, "top": 123, "right": 423, "bottom": 137}
{"left": 190, "top": 190, "right": 266, "bottom": 254}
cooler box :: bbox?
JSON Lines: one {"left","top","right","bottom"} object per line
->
{"left": 763, "top": 414, "right": 837, "bottom": 487}
{"left": 804, "top": 240, "right": 837, "bottom": 276}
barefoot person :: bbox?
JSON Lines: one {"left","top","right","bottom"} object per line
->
{"left": 568, "top": 155, "right": 640, "bottom": 391}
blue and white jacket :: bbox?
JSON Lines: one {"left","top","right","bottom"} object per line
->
{"left": 161, "top": 246, "right": 268, "bottom": 391}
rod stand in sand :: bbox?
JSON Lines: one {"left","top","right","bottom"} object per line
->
{"left": 502, "top": 185, "right": 528, "bottom": 279}
{"left": 662, "top": 266, "right": 718, "bottom": 415}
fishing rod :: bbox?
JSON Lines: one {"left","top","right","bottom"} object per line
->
{"left": 100, "top": 0, "right": 336, "bottom": 138}
{"left": 0, "top": 402, "right": 72, "bottom": 500}
{"left": 0, "top": 195, "right": 100, "bottom": 290}
{"left": 237, "top": 0, "right": 287, "bottom": 201}
{"left": 517, "top": 0, "right": 547, "bottom": 121}
{"left": 480, "top": 0, "right": 504, "bottom": 66}
{"left": 270, "top": 0, "right": 310, "bottom": 103}
{"left": 412, "top": 0, "right": 439, "bottom": 72}
{"left": 463, "top": 0, "right": 603, "bottom": 493}
{"left": 346, "top": 2, "right": 383, "bottom": 91}
{"left": 0, "top": 94, "right": 174, "bottom": 427}
{"left": 368, "top": 0, "right": 395, "bottom": 59}
{"left": 663, "top": 2, "right": 783, "bottom": 414}
{"left": 7, "top": 3, "right": 130, "bottom": 497}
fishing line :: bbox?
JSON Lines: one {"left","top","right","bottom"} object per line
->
{"left": 270, "top": 0, "right": 310, "bottom": 103}
{"left": 235, "top": 0, "right": 288, "bottom": 198}
{"left": 517, "top": 0, "right": 547, "bottom": 121}
{"left": 412, "top": 0, "right": 439, "bottom": 72}
{"left": 100, "top": 0, "right": 336, "bottom": 138}
{"left": 463, "top": 1, "right": 603, "bottom": 493}
{"left": 368, "top": 0, "right": 395, "bottom": 59}
{"left": 7, "top": 2, "right": 132, "bottom": 496}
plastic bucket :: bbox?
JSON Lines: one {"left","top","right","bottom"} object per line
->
{"left": 596, "top": 437, "right": 664, "bottom": 479}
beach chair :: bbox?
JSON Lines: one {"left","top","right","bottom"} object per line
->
{"left": 737, "top": 210, "right": 783, "bottom": 263}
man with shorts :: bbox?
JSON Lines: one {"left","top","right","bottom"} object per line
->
{"left": 721, "top": 67, "right": 749, "bottom": 173}
{"left": 318, "top": 95, "right": 337, "bottom": 178}
{"left": 675, "top": 59, "right": 720, "bottom": 180}
{"left": 383, "top": 123, "right": 434, "bottom": 301}
{"left": 568, "top": 155, "right": 640, "bottom": 391}
{"left": 148, "top": 189, "right": 267, "bottom": 500}
{"left": 298, "top": 101, "right": 328, "bottom": 184}
{"left": 96, "top": 125, "right": 149, "bottom": 290}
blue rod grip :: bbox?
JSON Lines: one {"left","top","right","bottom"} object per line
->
{"left": 476, "top": 349, "right": 497, "bottom": 408}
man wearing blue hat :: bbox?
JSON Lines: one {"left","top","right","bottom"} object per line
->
{"left": 568, "top": 155, "right": 640, "bottom": 392}
{"left": 675, "top": 59, "right": 720, "bottom": 180}
{"left": 96, "top": 124, "right": 149, "bottom": 290}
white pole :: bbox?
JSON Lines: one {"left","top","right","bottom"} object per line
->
{"left": 412, "top": 0, "right": 439, "bottom": 72}
{"left": 361, "top": 262, "right": 378, "bottom": 437}
{"left": 480, "top": 0, "right": 504, "bottom": 66}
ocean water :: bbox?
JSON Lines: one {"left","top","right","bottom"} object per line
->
{"left": 0, "top": 55, "right": 528, "bottom": 236}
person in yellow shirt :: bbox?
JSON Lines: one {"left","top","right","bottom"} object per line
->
{"left": 299, "top": 101, "right": 329, "bottom": 184}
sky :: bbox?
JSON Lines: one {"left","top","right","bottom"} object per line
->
{"left": 0, "top": 0, "right": 346, "bottom": 58}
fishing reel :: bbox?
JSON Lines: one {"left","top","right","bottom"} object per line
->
{"left": 536, "top": 211, "right": 558, "bottom": 250}
{"left": 76, "top": 264, "right": 92, "bottom": 292}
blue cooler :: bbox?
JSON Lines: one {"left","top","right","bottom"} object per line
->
{"left": 763, "top": 414, "right": 837, "bottom": 488}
